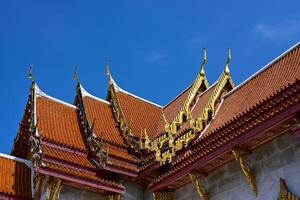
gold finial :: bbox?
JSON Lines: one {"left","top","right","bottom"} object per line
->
{"left": 106, "top": 60, "right": 111, "bottom": 76}
{"left": 73, "top": 65, "right": 79, "bottom": 82}
{"left": 227, "top": 48, "right": 231, "bottom": 63}
{"left": 200, "top": 48, "right": 207, "bottom": 76}
{"left": 225, "top": 48, "right": 231, "bottom": 74}
{"left": 29, "top": 64, "right": 34, "bottom": 82}
{"left": 203, "top": 48, "right": 207, "bottom": 64}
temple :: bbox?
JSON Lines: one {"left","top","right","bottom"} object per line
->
{"left": 1, "top": 42, "right": 300, "bottom": 200}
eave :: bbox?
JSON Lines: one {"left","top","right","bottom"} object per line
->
{"left": 148, "top": 80, "right": 300, "bottom": 191}
{"left": 36, "top": 167, "right": 125, "bottom": 194}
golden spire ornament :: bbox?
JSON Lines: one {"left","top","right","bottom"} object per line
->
{"left": 106, "top": 60, "right": 111, "bottom": 76}
{"left": 225, "top": 48, "right": 231, "bottom": 74}
{"left": 29, "top": 64, "right": 34, "bottom": 82}
{"left": 73, "top": 65, "right": 79, "bottom": 82}
{"left": 200, "top": 48, "right": 207, "bottom": 76}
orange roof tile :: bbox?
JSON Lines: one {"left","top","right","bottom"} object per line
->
{"left": 163, "top": 86, "right": 191, "bottom": 123}
{"left": 205, "top": 42, "right": 300, "bottom": 135}
{"left": 190, "top": 84, "right": 216, "bottom": 117}
{"left": 155, "top": 88, "right": 191, "bottom": 135}
{"left": 36, "top": 97, "right": 86, "bottom": 151}
{"left": 116, "top": 91, "right": 162, "bottom": 138}
{"left": 0, "top": 155, "right": 32, "bottom": 199}
{"left": 42, "top": 145, "right": 95, "bottom": 169}
{"left": 82, "top": 96, "right": 125, "bottom": 146}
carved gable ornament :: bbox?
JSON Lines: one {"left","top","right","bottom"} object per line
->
{"left": 278, "top": 178, "right": 298, "bottom": 200}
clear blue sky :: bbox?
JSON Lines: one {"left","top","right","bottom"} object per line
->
{"left": 0, "top": 1, "right": 299, "bottom": 154}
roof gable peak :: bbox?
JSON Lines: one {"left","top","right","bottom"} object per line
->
{"left": 106, "top": 67, "right": 163, "bottom": 108}
{"left": 34, "top": 83, "right": 77, "bottom": 109}
{"left": 79, "top": 84, "right": 110, "bottom": 105}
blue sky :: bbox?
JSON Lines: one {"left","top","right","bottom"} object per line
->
{"left": 0, "top": 0, "right": 299, "bottom": 154}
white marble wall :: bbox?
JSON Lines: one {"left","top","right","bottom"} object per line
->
{"left": 59, "top": 185, "right": 105, "bottom": 200}
{"left": 174, "top": 133, "right": 300, "bottom": 200}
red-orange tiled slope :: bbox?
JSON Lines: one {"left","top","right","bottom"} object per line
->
{"left": 154, "top": 86, "right": 191, "bottom": 135}
{"left": 206, "top": 43, "right": 300, "bottom": 135}
{"left": 163, "top": 86, "right": 191, "bottom": 123}
{"left": 37, "top": 95, "right": 139, "bottom": 172}
{"left": 191, "top": 84, "right": 215, "bottom": 117}
{"left": 42, "top": 145, "right": 95, "bottom": 169}
{"left": 0, "top": 156, "right": 31, "bottom": 199}
{"left": 36, "top": 97, "right": 86, "bottom": 151}
{"left": 82, "top": 96, "right": 125, "bottom": 146}
{"left": 116, "top": 91, "right": 162, "bottom": 139}
{"left": 82, "top": 96, "right": 139, "bottom": 165}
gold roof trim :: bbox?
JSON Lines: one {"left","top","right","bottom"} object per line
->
{"left": 190, "top": 49, "right": 234, "bottom": 132}
{"left": 106, "top": 67, "right": 139, "bottom": 151}
{"left": 141, "top": 50, "right": 235, "bottom": 165}
{"left": 166, "top": 48, "right": 209, "bottom": 135}
{"left": 278, "top": 178, "right": 299, "bottom": 200}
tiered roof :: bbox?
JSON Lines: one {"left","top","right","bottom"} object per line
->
{"left": 8, "top": 42, "right": 300, "bottom": 195}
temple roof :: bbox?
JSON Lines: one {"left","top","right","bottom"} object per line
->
{"left": 9, "top": 41, "right": 300, "bottom": 194}
{"left": 0, "top": 153, "right": 32, "bottom": 199}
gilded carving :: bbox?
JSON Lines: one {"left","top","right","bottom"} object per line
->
{"left": 33, "top": 174, "right": 43, "bottom": 200}
{"left": 153, "top": 191, "right": 174, "bottom": 200}
{"left": 232, "top": 147, "right": 257, "bottom": 196}
{"left": 140, "top": 49, "right": 210, "bottom": 165}
{"left": 169, "top": 48, "right": 209, "bottom": 134}
{"left": 190, "top": 49, "right": 234, "bottom": 132}
{"left": 76, "top": 74, "right": 109, "bottom": 168}
{"left": 106, "top": 67, "right": 140, "bottom": 151}
{"left": 37, "top": 176, "right": 62, "bottom": 200}
{"left": 188, "top": 173, "right": 209, "bottom": 200}
{"left": 140, "top": 49, "right": 234, "bottom": 165}
{"left": 278, "top": 178, "right": 299, "bottom": 200}
{"left": 105, "top": 194, "right": 122, "bottom": 200}
{"left": 28, "top": 70, "right": 44, "bottom": 168}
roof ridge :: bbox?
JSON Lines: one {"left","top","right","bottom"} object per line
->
{"left": 80, "top": 84, "right": 111, "bottom": 104}
{"left": 225, "top": 41, "right": 300, "bottom": 97}
{"left": 35, "top": 84, "right": 77, "bottom": 109}
{"left": 112, "top": 78, "right": 163, "bottom": 108}
{"left": 0, "top": 153, "right": 32, "bottom": 167}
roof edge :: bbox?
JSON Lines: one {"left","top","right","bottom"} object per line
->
{"left": 112, "top": 78, "right": 163, "bottom": 108}
{"left": 0, "top": 153, "right": 32, "bottom": 167}
{"left": 80, "top": 84, "right": 111, "bottom": 104}
{"left": 35, "top": 84, "right": 77, "bottom": 109}
{"left": 225, "top": 41, "right": 300, "bottom": 97}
